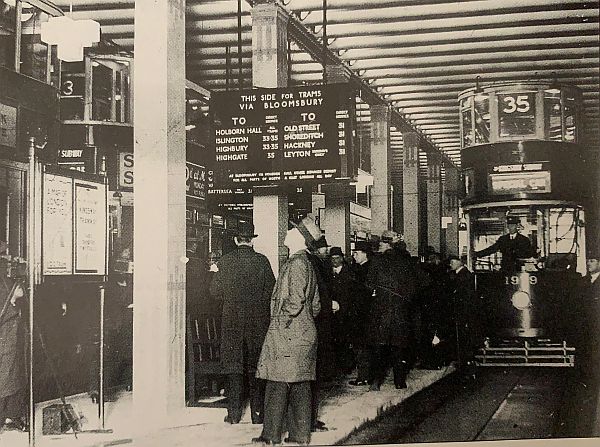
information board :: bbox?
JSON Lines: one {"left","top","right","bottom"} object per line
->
{"left": 209, "top": 84, "right": 355, "bottom": 191}
{"left": 42, "top": 172, "right": 108, "bottom": 276}
{"left": 186, "top": 162, "right": 207, "bottom": 201}
{"left": 74, "top": 181, "right": 107, "bottom": 274}
{"left": 42, "top": 174, "right": 74, "bottom": 275}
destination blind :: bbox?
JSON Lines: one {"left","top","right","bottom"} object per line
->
{"left": 209, "top": 83, "right": 355, "bottom": 189}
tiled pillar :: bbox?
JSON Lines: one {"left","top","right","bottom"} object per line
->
{"left": 322, "top": 64, "right": 352, "bottom": 253}
{"left": 426, "top": 151, "right": 442, "bottom": 252}
{"left": 251, "top": 1, "right": 289, "bottom": 275}
{"left": 402, "top": 132, "right": 420, "bottom": 255}
{"left": 444, "top": 164, "right": 460, "bottom": 256}
{"left": 322, "top": 183, "right": 352, "bottom": 254}
{"left": 132, "top": 0, "right": 186, "bottom": 428}
{"left": 370, "top": 104, "right": 391, "bottom": 237}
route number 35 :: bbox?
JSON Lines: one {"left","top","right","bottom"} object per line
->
{"left": 502, "top": 95, "right": 530, "bottom": 114}
{"left": 506, "top": 275, "right": 538, "bottom": 285}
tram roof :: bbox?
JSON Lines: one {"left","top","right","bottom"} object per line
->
{"left": 53, "top": 0, "right": 600, "bottom": 171}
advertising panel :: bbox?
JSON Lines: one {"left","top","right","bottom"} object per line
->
{"left": 42, "top": 174, "right": 74, "bottom": 275}
{"left": 74, "top": 181, "right": 107, "bottom": 274}
{"left": 209, "top": 83, "right": 355, "bottom": 193}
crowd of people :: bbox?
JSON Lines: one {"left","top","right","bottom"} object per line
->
{"left": 206, "top": 215, "right": 495, "bottom": 445}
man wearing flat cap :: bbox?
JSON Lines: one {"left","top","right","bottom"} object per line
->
{"left": 475, "top": 216, "right": 535, "bottom": 272}
{"left": 254, "top": 215, "right": 321, "bottom": 445}
{"left": 210, "top": 221, "right": 275, "bottom": 425}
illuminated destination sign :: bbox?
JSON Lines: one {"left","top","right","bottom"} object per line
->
{"left": 489, "top": 162, "right": 551, "bottom": 195}
{"left": 209, "top": 84, "right": 355, "bottom": 190}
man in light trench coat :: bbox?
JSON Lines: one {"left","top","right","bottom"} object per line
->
{"left": 253, "top": 215, "right": 322, "bottom": 446}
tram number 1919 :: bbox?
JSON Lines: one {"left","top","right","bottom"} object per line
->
{"left": 505, "top": 275, "right": 538, "bottom": 285}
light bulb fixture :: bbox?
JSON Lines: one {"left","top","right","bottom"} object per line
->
{"left": 41, "top": 15, "right": 100, "bottom": 62}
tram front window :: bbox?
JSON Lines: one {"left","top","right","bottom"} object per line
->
{"left": 471, "top": 207, "right": 584, "bottom": 274}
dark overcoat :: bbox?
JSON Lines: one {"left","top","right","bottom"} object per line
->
{"left": 366, "top": 250, "right": 424, "bottom": 347}
{"left": 307, "top": 253, "right": 335, "bottom": 380}
{"left": 329, "top": 263, "right": 355, "bottom": 343}
{"left": 349, "top": 260, "right": 372, "bottom": 346}
{"left": 256, "top": 250, "right": 320, "bottom": 383}
{"left": 210, "top": 245, "right": 275, "bottom": 374}
{"left": 0, "top": 277, "right": 26, "bottom": 400}
{"left": 476, "top": 233, "right": 534, "bottom": 272}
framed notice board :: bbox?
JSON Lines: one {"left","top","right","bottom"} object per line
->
{"left": 209, "top": 83, "right": 356, "bottom": 192}
{"left": 42, "top": 170, "right": 108, "bottom": 276}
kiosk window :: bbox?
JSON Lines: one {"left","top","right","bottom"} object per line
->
{"left": 498, "top": 92, "right": 536, "bottom": 137}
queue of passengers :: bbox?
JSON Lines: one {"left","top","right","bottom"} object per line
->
{"left": 204, "top": 214, "right": 488, "bottom": 446}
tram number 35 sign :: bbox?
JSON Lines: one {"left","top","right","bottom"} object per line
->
{"left": 502, "top": 95, "right": 531, "bottom": 114}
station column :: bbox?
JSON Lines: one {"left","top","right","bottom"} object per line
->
{"left": 444, "top": 163, "right": 460, "bottom": 256}
{"left": 132, "top": 0, "right": 186, "bottom": 428}
{"left": 370, "top": 104, "right": 391, "bottom": 236}
{"left": 402, "top": 131, "right": 420, "bottom": 255}
{"left": 322, "top": 64, "right": 352, "bottom": 253}
{"left": 426, "top": 151, "right": 442, "bottom": 252}
{"left": 251, "top": 0, "right": 289, "bottom": 275}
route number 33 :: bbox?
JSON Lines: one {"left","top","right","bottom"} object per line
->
{"left": 502, "top": 95, "right": 530, "bottom": 114}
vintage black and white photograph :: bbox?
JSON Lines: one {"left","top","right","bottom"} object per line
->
{"left": 0, "top": 0, "right": 598, "bottom": 446}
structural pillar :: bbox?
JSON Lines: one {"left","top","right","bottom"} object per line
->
{"left": 370, "top": 104, "right": 391, "bottom": 237}
{"left": 321, "top": 183, "right": 352, "bottom": 254}
{"left": 403, "top": 132, "right": 420, "bottom": 255}
{"left": 444, "top": 164, "right": 460, "bottom": 256}
{"left": 132, "top": 0, "right": 186, "bottom": 430}
{"left": 426, "top": 151, "right": 442, "bottom": 252}
{"left": 251, "top": 0, "right": 289, "bottom": 276}
{"left": 322, "top": 64, "right": 352, "bottom": 253}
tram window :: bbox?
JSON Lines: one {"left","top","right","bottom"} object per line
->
{"left": 60, "top": 63, "right": 85, "bottom": 120}
{"left": 92, "top": 60, "right": 112, "bottom": 121}
{"left": 549, "top": 208, "right": 577, "bottom": 254}
{"left": 564, "top": 95, "right": 577, "bottom": 142}
{"left": 0, "top": 0, "right": 17, "bottom": 70}
{"left": 473, "top": 93, "right": 490, "bottom": 144}
{"left": 461, "top": 109, "right": 473, "bottom": 147}
{"left": 544, "top": 90, "right": 562, "bottom": 141}
{"left": 498, "top": 92, "right": 536, "bottom": 138}
{"left": 19, "top": 6, "right": 50, "bottom": 82}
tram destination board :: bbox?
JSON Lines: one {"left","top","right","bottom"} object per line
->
{"left": 209, "top": 84, "right": 355, "bottom": 189}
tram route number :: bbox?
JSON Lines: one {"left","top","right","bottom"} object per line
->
{"left": 505, "top": 275, "right": 538, "bottom": 285}
{"left": 502, "top": 95, "right": 531, "bottom": 114}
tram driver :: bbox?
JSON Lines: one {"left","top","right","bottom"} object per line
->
{"left": 474, "top": 216, "right": 535, "bottom": 273}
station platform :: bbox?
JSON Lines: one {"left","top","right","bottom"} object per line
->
{"left": 0, "top": 365, "right": 455, "bottom": 447}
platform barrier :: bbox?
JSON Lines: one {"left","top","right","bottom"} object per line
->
{"left": 476, "top": 338, "right": 575, "bottom": 367}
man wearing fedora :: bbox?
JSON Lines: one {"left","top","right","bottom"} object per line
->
{"left": 254, "top": 215, "right": 322, "bottom": 445}
{"left": 210, "top": 222, "right": 275, "bottom": 425}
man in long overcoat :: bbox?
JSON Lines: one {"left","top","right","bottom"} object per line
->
{"left": 210, "top": 222, "right": 275, "bottom": 424}
{"left": 0, "top": 256, "right": 27, "bottom": 431}
{"left": 366, "top": 230, "right": 426, "bottom": 390}
{"left": 448, "top": 255, "right": 479, "bottom": 372}
{"left": 254, "top": 216, "right": 321, "bottom": 445}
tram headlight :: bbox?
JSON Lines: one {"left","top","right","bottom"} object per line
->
{"left": 511, "top": 291, "right": 531, "bottom": 310}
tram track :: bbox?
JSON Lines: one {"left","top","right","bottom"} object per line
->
{"left": 338, "top": 367, "right": 574, "bottom": 445}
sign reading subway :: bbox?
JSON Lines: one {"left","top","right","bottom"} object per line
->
{"left": 209, "top": 84, "right": 356, "bottom": 192}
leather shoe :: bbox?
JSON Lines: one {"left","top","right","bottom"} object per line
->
{"left": 251, "top": 436, "right": 281, "bottom": 445}
{"left": 395, "top": 381, "right": 408, "bottom": 389}
{"left": 349, "top": 379, "right": 369, "bottom": 386}
{"left": 224, "top": 415, "right": 241, "bottom": 424}
{"left": 369, "top": 383, "right": 380, "bottom": 391}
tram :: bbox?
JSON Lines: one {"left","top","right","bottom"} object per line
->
{"left": 458, "top": 82, "right": 590, "bottom": 366}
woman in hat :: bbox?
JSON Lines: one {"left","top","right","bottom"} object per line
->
{"left": 253, "top": 216, "right": 322, "bottom": 445}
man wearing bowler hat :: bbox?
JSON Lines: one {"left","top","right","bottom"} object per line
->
{"left": 210, "top": 221, "right": 276, "bottom": 424}
{"left": 254, "top": 215, "right": 322, "bottom": 445}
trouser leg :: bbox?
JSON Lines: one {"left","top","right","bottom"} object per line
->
{"left": 226, "top": 374, "right": 244, "bottom": 423}
{"left": 310, "top": 377, "right": 320, "bottom": 428}
{"left": 391, "top": 346, "right": 409, "bottom": 387}
{"left": 369, "top": 345, "right": 386, "bottom": 387}
{"left": 286, "top": 381, "right": 312, "bottom": 444}
{"left": 248, "top": 374, "right": 265, "bottom": 424}
{"left": 355, "top": 345, "right": 371, "bottom": 382}
{"left": 261, "top": 381, "right": 289, "bottom": 444}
